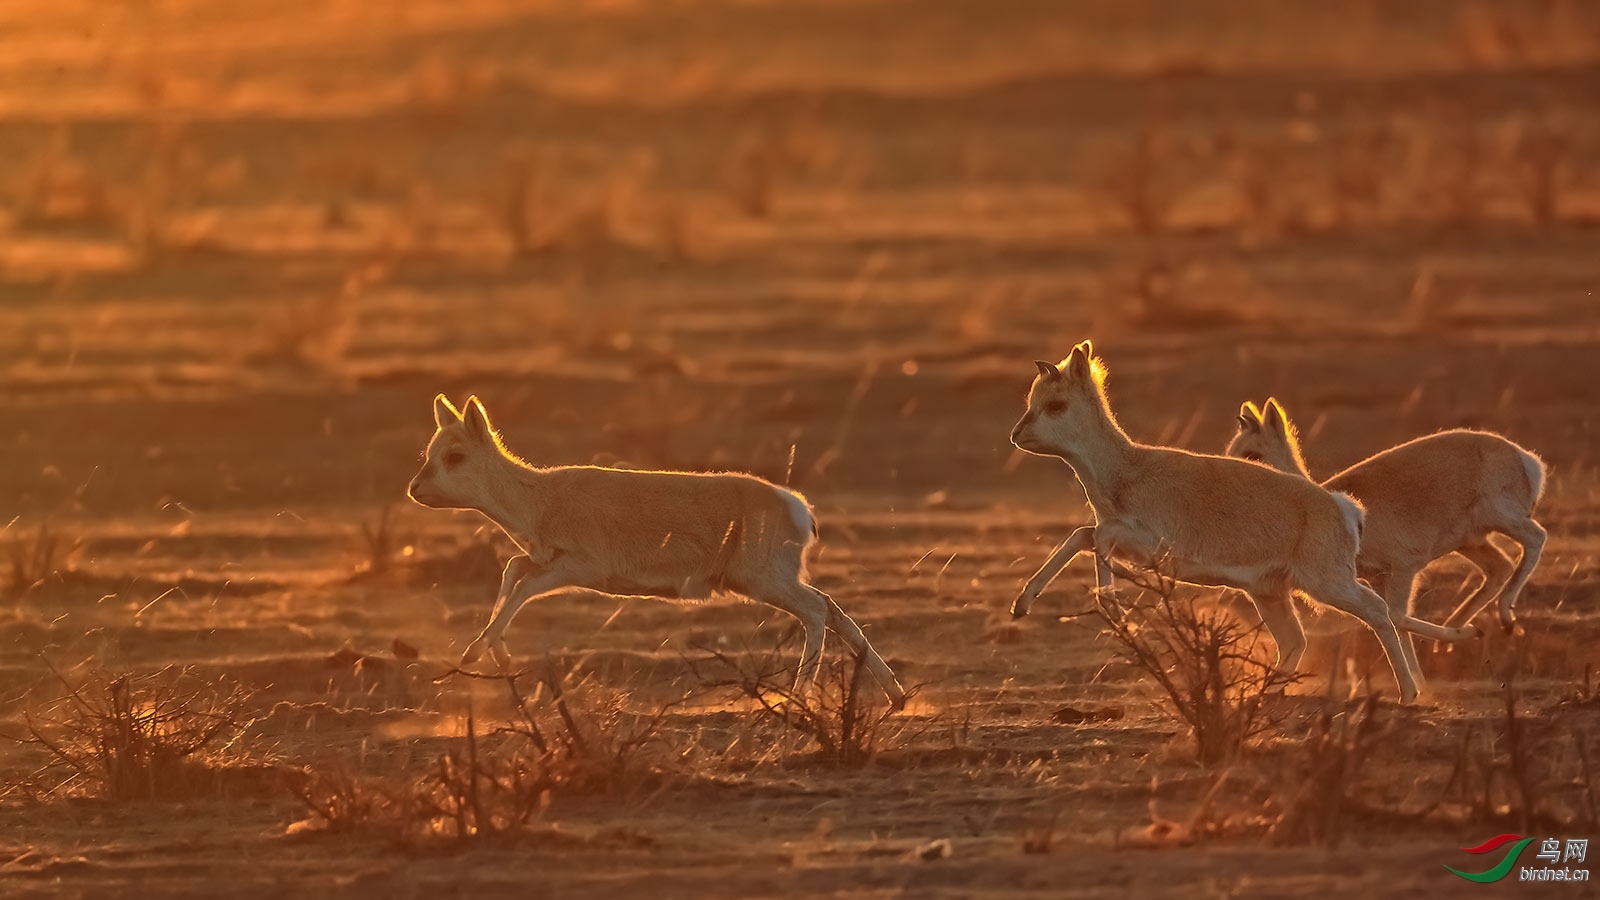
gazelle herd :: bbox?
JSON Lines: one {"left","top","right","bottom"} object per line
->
{"left": 410, "top": 340, "right": 1545, "bottom": 708}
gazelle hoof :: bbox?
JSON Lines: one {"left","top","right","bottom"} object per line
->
{"left": 489, "top": 642, "right": 513, "bottom": 671}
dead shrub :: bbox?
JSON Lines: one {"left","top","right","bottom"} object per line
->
{"left": 288, "top": 766, "right": 402, "bottom": 836}
{"left": 13, "top": 666, "right": 256, "bottom": 801}
{"left": 724, "top": 115, "right": 841, "bottom": 220}
{"left": 1263, "top": 695, "right": 1389, "bottom": 845}
{"left": 1328, "top": 121, "right": 1389, "bottom": 228}
{"left": 1020, "top": 809, "right": 1061, "bottom": 854}
{"left": 14, "top": 142, "right": 116, "bottom": 231}
{"left": 1096, "top": 562, "right": 1287, "bottom": 767}
{"left": 289, "top": 661, "right": 681, "bottom": 843}
{"left": 248, "top": 265, "right": 381, "bottom": 371}
{"left": 449, "top": 662, "right": 682, "bottom": 797}
{"left": 1434, "top": 118, "right": 1487, "bottom": 229}
{"left": 1131, "top": 697, "right": 1420, "bottom": 848}
{"left": 1445, "top": 686, "right": 1600, "bottom": 833}
{"left": 409, "top": 706, "right": 555, "bottom": 840}
{"left": 1111, "top": 259, "right": 1260, "bottom": 333}
{"left": 690, "top": 634, "right": 914, "bottom": 767}
{"left": 499, "top": 150, "right": 541, "bottom": 257}
{"left": 492, "top": 145, "right": 697, "bottom": 264}
{"left": 400, "top": 532, "right": 504, "bottom": 588}
{"left": 1230, "top": 137, "right": 1283, "bottom": 235}
{"left": 1198, "top": 685, "right": 1600, "bottom": 847}
{"left": 1097, "top": 126, "right": 1178, "bottom": 235}
{"left": 1513, "top": 119, "right": 1571, "bottom": 228}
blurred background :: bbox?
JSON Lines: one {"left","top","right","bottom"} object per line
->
{"left": 5, "top": 1, "right": 1600, "bottom": 528}
{"left": 5, "top": 0, "right": 1600, "bottom": 521}
{"left": 0, "top": 1, "right": 1596, "bottom": 635}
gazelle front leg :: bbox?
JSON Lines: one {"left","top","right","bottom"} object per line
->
{"left": 1012, "top": 525, "right": 1096, "bottom": 617}
{"left": 463, "top": 558, "right": 580, "bottom": 671}
{"left": 1093, "top": 546, "right": 1125, "bottom": 616}
{"left": 462, "top": 556, "right": 533, "bottom": 666}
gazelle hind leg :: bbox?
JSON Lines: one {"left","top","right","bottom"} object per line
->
{"left": 1369, "top": 564, "right": 1479, "bottom": 645}
{"left": 1305, "top": 576, "right": 1420, "bottom": 704}
{"left": 818, "top": 588, "right": 907, "bottom": 710}
{"left": 747, "top": 579, "right": 829, "bottom": 700}
{"left": 1491, "top": 520, "right": 1547, "bottom": 631}
{"left": 793, "top": 594, "right": 828, "bottom": 696}
{"left": 1443, "top": 539, "right": 1515, "bottom": 628}
{"left": 1378, "top": 567, "right": 1424, "bottom": 686}
{"left": 1246, "top": 589, "right": 1306, "bottom": 688}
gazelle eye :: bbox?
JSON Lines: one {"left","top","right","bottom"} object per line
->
{"left": 1044, "top": 400, "right": 1067, "bottom": 415}
{"left": 444, "top": 450, "right": 466, "bottom": 467}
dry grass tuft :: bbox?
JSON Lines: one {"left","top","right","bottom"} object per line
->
{"left": 353, "top": 505, "right": 411, "bottom": 577}
{"left": 4, "top": 523, "right": 83, "bottom": 597}
{"left": 11, "top": 666, "right": 257, "bottom": 801}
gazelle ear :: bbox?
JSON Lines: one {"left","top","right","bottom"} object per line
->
{"left": 1064, "top": 344, "right": 1093, "bottom": 383}
{"left": 1237, "top": 400, "right": 1262, "bottom": 431}
{"left": 433, "top": 394, "right": 462, "bottom": 429}
{"left": 462, "top": 395, "right": 495, "bottom": 444}
{"left": 1034, "top": 360, "right": 1060, "bottom": 379}
{"left": 1262, "top": 398, "right": 1288, "bottom": 433}
{"left": 1074, "top": 339, "right": 1094, "bottom": 358}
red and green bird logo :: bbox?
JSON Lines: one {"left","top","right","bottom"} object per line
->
{"left": 1446, "top": 834, "right": 1535, "bottom": 883}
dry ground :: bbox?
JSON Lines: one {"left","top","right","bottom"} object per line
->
{"left": 4, "top": 1, "right": 1600, "bottom": 897}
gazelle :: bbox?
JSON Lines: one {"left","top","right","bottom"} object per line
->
{"left": 1227, "top": 399, "right": 1545, "bottom": 652}
{"left": 1008, "top": 341, "right": 1477, "bottom": 704}
{"left": 408, "top": 394, "right": 907, "bottom": 709}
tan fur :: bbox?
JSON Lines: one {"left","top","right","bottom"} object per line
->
{"left": 1009, "top": 343, "right": 1476, "bottom": 704}
{"left": 408, "top": 394, "right": 906, "bottom": 708}
{"left": 1228, "top": 399, "right": 1546, "bottom": 639}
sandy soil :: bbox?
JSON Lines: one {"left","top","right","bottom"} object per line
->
{"left": 4, "top": 1, "right": 1600, "bottom": 896}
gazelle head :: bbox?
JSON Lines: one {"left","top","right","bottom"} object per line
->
{"left": 408, "top": 394, "right": 507, "bottom": 510}
{"left": 1226, "top": 398, "right": 1305, "bottom": 475}
{"left": 1010, "top": 340, "right": 1109, "bottom": 458}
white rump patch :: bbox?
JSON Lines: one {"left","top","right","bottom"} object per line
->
{"left": 1519, "top": 448, "right": 1547, "bottom": 505}
{"left": 776, "top": 487, "right": 816, "bottom": 540}
{"left": 1331, "top": 492, "right": 1366, "bottom": 541}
